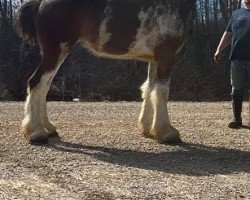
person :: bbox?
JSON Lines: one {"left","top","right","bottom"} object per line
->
{"left": 214, "top": 0, "right": 250, "bottom": 128}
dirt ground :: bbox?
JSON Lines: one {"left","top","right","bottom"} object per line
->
{"left": 0, "top": 101, "right": 249, "bottom": 200}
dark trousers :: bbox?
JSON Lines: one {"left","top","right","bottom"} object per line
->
{"left": 231, "top": 60, "right": 250, "bottom": 96}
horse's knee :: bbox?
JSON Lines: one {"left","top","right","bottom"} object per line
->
{"left": 150, "top": 79, "right": 170, "bottom": 103}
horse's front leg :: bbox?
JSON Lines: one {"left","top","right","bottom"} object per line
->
{"left": 138, "top": 63, "right": 157, "bottom": 137}
{"left": 150, "top": 79, "right": 181, "bottom": 143}
{"left": 149, "top": 47, "right": 182, "bottom": 144}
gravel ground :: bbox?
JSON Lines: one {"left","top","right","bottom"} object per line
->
{"left": 0, "top": 101, "right": 249, "bottom": 200}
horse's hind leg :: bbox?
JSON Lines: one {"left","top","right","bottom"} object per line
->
{"left": 22, "top": 42, "right": 70, "bottom": 143}
{"left": 138, "top": 63, "right": 157, "bottom": 137}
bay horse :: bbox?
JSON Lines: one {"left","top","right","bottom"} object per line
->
{"left": 17, "top": 0, "right": 196, "bottom": 144}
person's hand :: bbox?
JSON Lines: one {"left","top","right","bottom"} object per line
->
{"left": 214, "top": 50, "right": 222, "bottom": 62}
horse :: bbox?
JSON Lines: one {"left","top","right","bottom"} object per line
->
{"left": 17, "top": 0, "right": 196, "bottom": 144}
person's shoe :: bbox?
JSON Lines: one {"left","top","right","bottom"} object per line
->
{"left": 228, "top": 119, "right": 242, "bottom": 129}
{"left": 228, "top": 95, "right": 243, "bottom": 129}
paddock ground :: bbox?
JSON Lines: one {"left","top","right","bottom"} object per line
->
{"left": 0, "top": 101, "right": 249, "bottom": 200}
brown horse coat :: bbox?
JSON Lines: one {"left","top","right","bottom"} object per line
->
{"left": 17, "top": 0, "right": 196, "bottom": 144}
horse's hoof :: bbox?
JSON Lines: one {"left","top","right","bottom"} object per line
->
{"left": 151, "top": 125, "right": 181, "bottom": 144}
{"left": 28, "top": 133, "right": 49, "bottom": 145}
{"left": 141, "top": 132, "right": 153, "bottom": 138}
{"left": 48, "top": 130, "right": 59, "bottom": 138}
{"left": 165, "top": 137, "right": 183, "bottom": 145}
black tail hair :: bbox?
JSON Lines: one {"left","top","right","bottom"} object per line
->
{"left": 16, "top": 0, "right": 42, "bottom": 43}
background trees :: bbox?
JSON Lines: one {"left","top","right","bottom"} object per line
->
{"left": 0, "top": 0, "right": 244, "bottom": 101}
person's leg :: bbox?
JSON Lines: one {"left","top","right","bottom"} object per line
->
{"left": 246, "top": 61, "right": 250, "bottom": 126}
{"left": 229, "top": 60, "right": 246, "bottom": 128}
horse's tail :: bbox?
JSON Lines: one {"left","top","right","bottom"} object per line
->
{"left": 16, "top": 0, "right": 42, "bottom": 42}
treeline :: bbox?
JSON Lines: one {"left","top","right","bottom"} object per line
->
{"left": 0, "top": 0, "right": 243, "bottom": 101}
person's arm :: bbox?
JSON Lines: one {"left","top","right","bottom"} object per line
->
{"left": 214, "top": 31, "right": 232, "bottom": 62}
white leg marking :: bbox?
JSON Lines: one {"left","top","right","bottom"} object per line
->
{"left": 22, "top": 83, "right": 48, "bottom": 140}
{"left": 150, "top": 79, "right": 180, "bottom": 142}
{"left": 139, "top": 63, "right": 156, "bottom": 135}
{"left": 40, "top": 43, "right": 70, "bottom": 134}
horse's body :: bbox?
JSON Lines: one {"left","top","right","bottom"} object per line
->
{"left": 17, "top": 0, "right": 196, "bottom": 144}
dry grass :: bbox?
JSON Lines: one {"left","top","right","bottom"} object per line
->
{"left": 0, "top": 101, "right": 249, "bottom": 200}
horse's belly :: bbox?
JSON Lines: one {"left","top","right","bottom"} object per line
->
{"left": 81, "top": 36, "right": 155, "bottom": 62}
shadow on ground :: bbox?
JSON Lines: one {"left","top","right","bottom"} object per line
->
{"left": 241, "top": 125, "right": 250, "bottom": 130}
{"left": 45, "top": 137, "right": 250, "bottom": 176}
